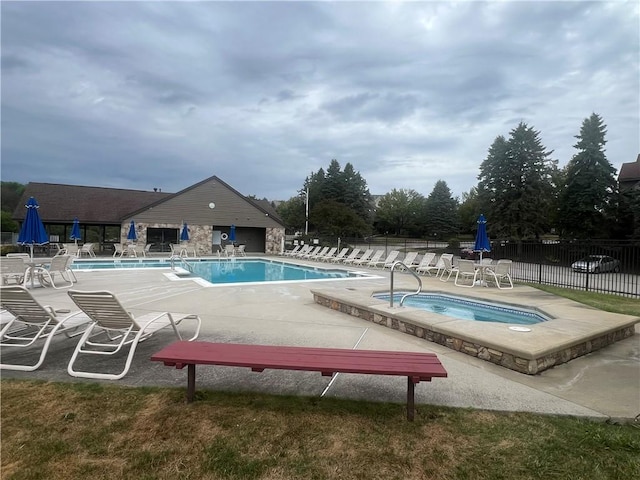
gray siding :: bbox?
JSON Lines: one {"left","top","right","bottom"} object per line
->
{"left": 128, "top": 178, "right": 282, "bottom": 229}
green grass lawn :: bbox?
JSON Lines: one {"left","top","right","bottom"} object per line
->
{"left": 2, "top": 380, "right": 639, "bottom": 480}
{"left": 2, "top": 286, "right": 638, "bottom": 479}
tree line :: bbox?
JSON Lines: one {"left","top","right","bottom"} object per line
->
{"left": 276, "top": 113, "right": 638, "bottom": 241}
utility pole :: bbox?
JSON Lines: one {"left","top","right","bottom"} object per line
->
{"left": 304, "top": 186, "right": 309, "bottom": 235}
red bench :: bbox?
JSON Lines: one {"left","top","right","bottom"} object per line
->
{"left": 151, "top": 341, "right": 448, "bottom": 421}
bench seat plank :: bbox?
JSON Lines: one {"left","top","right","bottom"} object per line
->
{"left": 151, "top": 341, "right": 447, "bottom": 421}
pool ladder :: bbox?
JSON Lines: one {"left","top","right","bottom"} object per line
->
{"left": 389, "top": 261, "right": 422, "bottom": 307}
{"left": 170, "top": 254, "right": 194, "bottom": 273}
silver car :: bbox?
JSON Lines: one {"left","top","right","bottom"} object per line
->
{"left": 571, "top": 255, "right": 621, "bottom": 273}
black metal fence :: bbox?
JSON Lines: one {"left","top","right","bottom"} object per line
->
{"left": 302, "top": 236, "right": 640, "bottom": 298}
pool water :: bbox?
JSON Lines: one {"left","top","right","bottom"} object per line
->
{"left": 72, "top": 258, "right": 365, "bottom": 284}
{"left": 373, "top": 292, "right": 548, "bottom": 325}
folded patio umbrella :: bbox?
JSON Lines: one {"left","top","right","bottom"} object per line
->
{"left": 70, "top": 217, "right": 81, "bottom": 245}
{"left": 180, "top": 222, "right": 190, "bottom": 242}
{"left": 127, "top": 220, "right": 137, "bottom": 242}
{"left": 473, "top": 214, "right": 491, "bottom": 263}
{"left": 17, "top": 196, "right": 49, "bottom": 260}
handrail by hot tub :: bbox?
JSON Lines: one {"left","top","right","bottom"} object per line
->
{"left": 389, "top": 261, "right": 422, "bottom": 307}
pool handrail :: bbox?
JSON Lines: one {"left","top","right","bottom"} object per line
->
{"left": 170, "top": 254, "right": 194, "bottom": 273}
{"left": 390, "top": 261, "right": 422, "bottom": 307}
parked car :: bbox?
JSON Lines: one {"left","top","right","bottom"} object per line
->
{"left": 460, "top": 247, "right": 476, "bottom": 260}
{"left": 571, "top": 255, "right": 620, "bottom": 273}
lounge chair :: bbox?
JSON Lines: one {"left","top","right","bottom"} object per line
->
{"left": 340, "top": 248, "right": 361, "bottom": 264}
{"left": 413, "top": 252, "right": 436, "bottom": 274}
{"left": 66, "top": 289, "right": 202, "bottom": 380}
{"left": 0, "top": 286, "right": 91, "bottom": 371}
{"left": 311, "top": 246, "right": 330, "bottom": 259}
{"left": 299, "top": 246, "right": 322, "bottom": 259}
{"left": 485, "top": 260, "right": 514, "bottom": 289}
{"left": 61, "top": 243, "right": 80, "bottom": 257}
{"left": 283, "top": 245, "right": 302, "bottom": 257}
{"left": 1, "top": 257, "right": 28, "bottom": 286}
{"left": 454, "top": 259, "right": 480, "bottom": 287}
{"left": 78, "top": 243, "right": 96, "bottom": 258}
{"left": 364, "top": 250, "right": 386, "bottom": 268}
{"left": 236, "top": 244, "right": 246, "bottom": 257}
{"left": 379, "top": 250, "right": 401, "bottom": 269}
{"left": 316, "top": 247, "right": 337, "bottom": 261}
{"left": 401, "top": 252, "right": 419, "bottom": 269}
{"left": 439, "top": 255, "right": 457, "bottom": 282}
{"left": 327, "top": 247, "right": 349, "bottom": 263}
{"left": 349, "top": 249, "right": 374, "bottom": 266}
{"left": 113, "top": 243, "right": 125, "bottom": 258}
{"left": 34, "top": 255, "right": 77, "bottom": 289}
{"left": 292, "top": 245, "right": 311, "bottom": 258}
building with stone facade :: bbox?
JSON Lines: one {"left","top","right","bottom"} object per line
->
{"left": 13, "top": 175, "right": 285, "bottom": 255}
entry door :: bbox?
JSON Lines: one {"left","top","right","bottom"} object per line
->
{"left": 212, "top": 230, "right": 222, "bottom": 246}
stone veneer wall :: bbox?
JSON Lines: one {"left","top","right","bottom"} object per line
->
{"left": 123, "top": 223, "right": 284, "bottom": 255}
{"left": 266, "top": 227, "right": 285, "bottom": 255}
{"left": 312, "top": 293, "right": 636, "bottom": 375}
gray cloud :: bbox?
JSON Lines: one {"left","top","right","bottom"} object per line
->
{"left": 2, "top": 1, "right": 638, "bottom": 201}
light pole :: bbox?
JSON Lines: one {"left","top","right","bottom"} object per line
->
{"left": 304, "top": 186, "right": 309, "bottom": 236}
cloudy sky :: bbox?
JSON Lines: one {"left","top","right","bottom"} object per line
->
{"left": 2, "top": 1, "right": 638, "bottom": 202}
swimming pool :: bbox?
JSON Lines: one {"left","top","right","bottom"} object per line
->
{"left": 373, "top": 292, "right": 548, "bottom": 325}
{"left": 72, "top": 258, "right": 369, "bottom": 285}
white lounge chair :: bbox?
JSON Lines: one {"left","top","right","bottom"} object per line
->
{"left": 78, "top": 243, "right": 96, "bottom": 258}
{"left": 113, "top": 244, "right": 125, "bottom": 258}
{"left": 413, "top": 252, "right": 436, "bottom": 274}
{"left": 236, "top": 244, "right": 246, "bottom": 257}
{"left": 485, "top": 259, "right": 514, "bottom": 289}
{"left": 327, "top": 247, "right": 349, "bottom": 263}
{"left": 350, "top": 249, "right": 375, "bottom": 266}
{"left": 454, "top": 259, "right": 480, "bottom": 287}
{"left": 364, "top": 250, "right": 386, "bottom": 268}
{"left": 66, "top": 290, "right": 202, "bottom": 380}
{"left": 35, "top": 255, "right": 77, "bottom": 289}
{"left": 401, "top": 252, "right": 419, "bottom": 269}
{"left": 0, "top": 286, "right": 90, "bottom": 371}
{"left": 439, "top": 255, "right": 457, "bottom": 282}
{"left": 1, "top": 257, "right": 28, "bottom": 286}
{"left": 340, "top": 248, "right": 361, "bottom": 264}
{"left": 316, "top": 247, "right": 337, "bottom": 261}
{"left": 293, "top": 245, "right": 312, "bottom": 258}
{"left": 378, "top": 250, "right": 401, "bottom": 269}
{"left": 299, "top": 246, "right": 322, "bottom": 259}
{"left": 283, "top": 245, "right": 302, "bottom": 257}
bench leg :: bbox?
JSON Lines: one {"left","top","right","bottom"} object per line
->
{"left": 407, "top": 377, "right": 415, "bottom": 421}
{"left": 187, "top": 364, "right": 196, "bottom": 402}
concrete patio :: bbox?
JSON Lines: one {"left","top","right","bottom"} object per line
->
{"left": 2, "top": 257, "right": 639, "bottom": 423}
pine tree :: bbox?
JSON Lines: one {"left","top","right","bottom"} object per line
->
{"left": 558, "top": 113, "right": 617, "bottom": 238}
{"left": 423, "top": 181, "right": 459, "bottom": 240}
{"left": 478, "top": 123, "right": 557, "bottom": 240}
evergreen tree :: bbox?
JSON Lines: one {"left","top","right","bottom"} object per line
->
{"left": 478, "top": 123, "right": 557, "bottom": 240}
{"left": 423, "top": 180, "right": 459, "bottom": 240}
{"left": 558, "top": 113, "right": 617, "bottom": 238}
{"left": 299, "top": 161, "right": 373, "bottom": 235}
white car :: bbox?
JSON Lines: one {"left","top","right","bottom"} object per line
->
{"left": 571, "top": 255, "right": 620, "bottom": 273}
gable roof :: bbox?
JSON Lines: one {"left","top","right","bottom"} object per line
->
{"left": 13, "top": 183, "right": 170, "bottom": 223}
{"left": 618, "top": 154, "right": 640, "bottom": 183}
{"left": 13, "top": 178, "right": 285, "bottom": 228}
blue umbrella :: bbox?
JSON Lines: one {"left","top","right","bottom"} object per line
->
{"left": 180, "top": 222, "right": 190, "bottom": 241}
{"left": 70, "top": 217, "right": 81, "bottom": 245}
{"left": 229, "top": 224, "right": 236, "bottom": 243}
{"left": 473, "top": 214, "right": 491, "bottom": 262}
{"left": 127, "top": 220, "right": 137, "bottom": 242}
{"left": 17, "top": 196, "right": 49, "bottom": 260}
